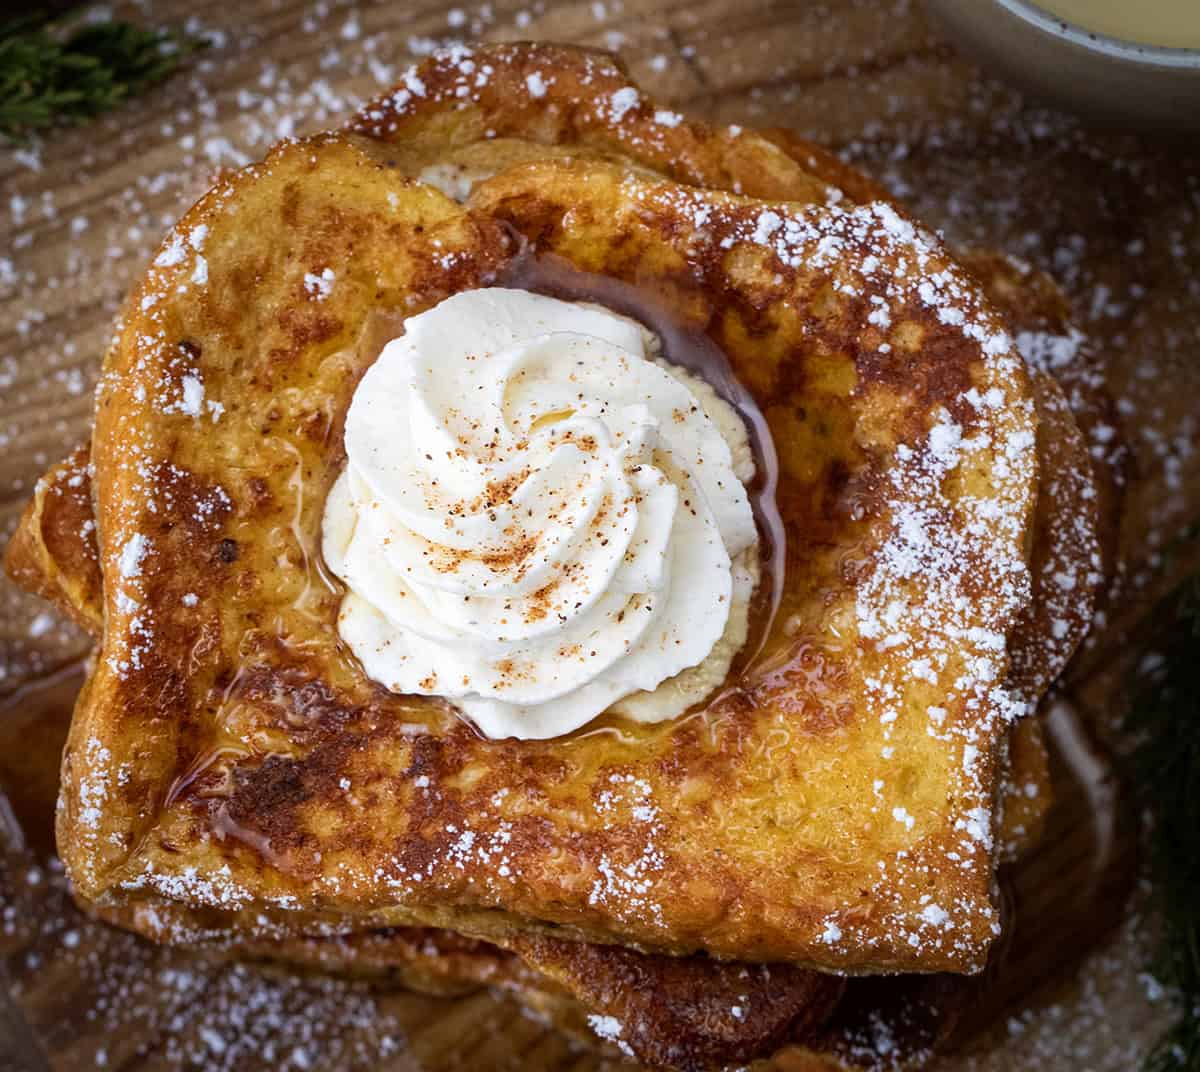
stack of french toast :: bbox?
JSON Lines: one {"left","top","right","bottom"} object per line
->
{"left": 3, "top": 43, "right": 1121, "bottom": 1071}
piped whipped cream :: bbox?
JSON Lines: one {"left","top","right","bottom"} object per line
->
{"left": 322, "top": 288, "right": 759, "bottom": 739}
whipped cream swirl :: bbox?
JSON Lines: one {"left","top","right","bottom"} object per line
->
{"left": 322, "top": 288, "right": 759, "bottom": 739}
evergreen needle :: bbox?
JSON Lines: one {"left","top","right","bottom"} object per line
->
{"left": 0, "top": 8, "right": 204, "bottom": 141}
{"left": 1128, "top": 568, "right": 1200, "bottom": 1070}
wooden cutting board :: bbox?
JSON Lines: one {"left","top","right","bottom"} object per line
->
{"left": 2, "top": 1, "right": 1198, "bottom": 1069}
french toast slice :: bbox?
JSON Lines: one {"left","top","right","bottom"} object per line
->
{"left": 347, "top": 42, "right": 867, "bottom": 207}
{"left": 91, "top": 896, "right": 848, "bottom": 1071}
{"left": 11, "top": 48, "right": 1051, "bottom": 969}
{"left": 46, "top": 124, "right": 1040, "bottom": 971}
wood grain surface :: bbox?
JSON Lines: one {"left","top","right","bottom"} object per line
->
{"left": 2, "top": 1, "right": 1199, "bottom": 1070}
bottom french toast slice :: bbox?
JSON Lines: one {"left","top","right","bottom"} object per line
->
{"left": 92, "top": 898, "right": 852, "bottom": 1071}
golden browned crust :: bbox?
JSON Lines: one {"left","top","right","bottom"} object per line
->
{"left": 956, "top": 249, "right": 1124, "bottom": 605}
{"left": 501, "top": 931, "right": 845, "bottom": 1070}
{"left": 349, "top": 42, "right": 842, "bottom": 206}
{"left": 3, "top": 442, "right": 101, "bottom": 635}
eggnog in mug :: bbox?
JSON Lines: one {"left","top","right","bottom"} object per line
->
{"left": 1033, "top": 0, "right": 1200, "bottom": 49}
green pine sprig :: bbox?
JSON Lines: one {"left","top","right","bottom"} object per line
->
{"left": 0, "top": 8, "right": 205, "bottom": 141}
{"left": 1127, "top": 568, "right": 1200, "bottom": 1070}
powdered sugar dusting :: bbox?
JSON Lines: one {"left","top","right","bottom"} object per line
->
{"left": 587, "top": 1013, "right": 635, "bottom": 1058}
{"left": 303, "top": 268, "right": 335, "bottom": 300}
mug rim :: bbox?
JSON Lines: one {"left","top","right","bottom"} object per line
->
{"left": 1000, "top": 0, "right": 1200, "bottom": 68}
